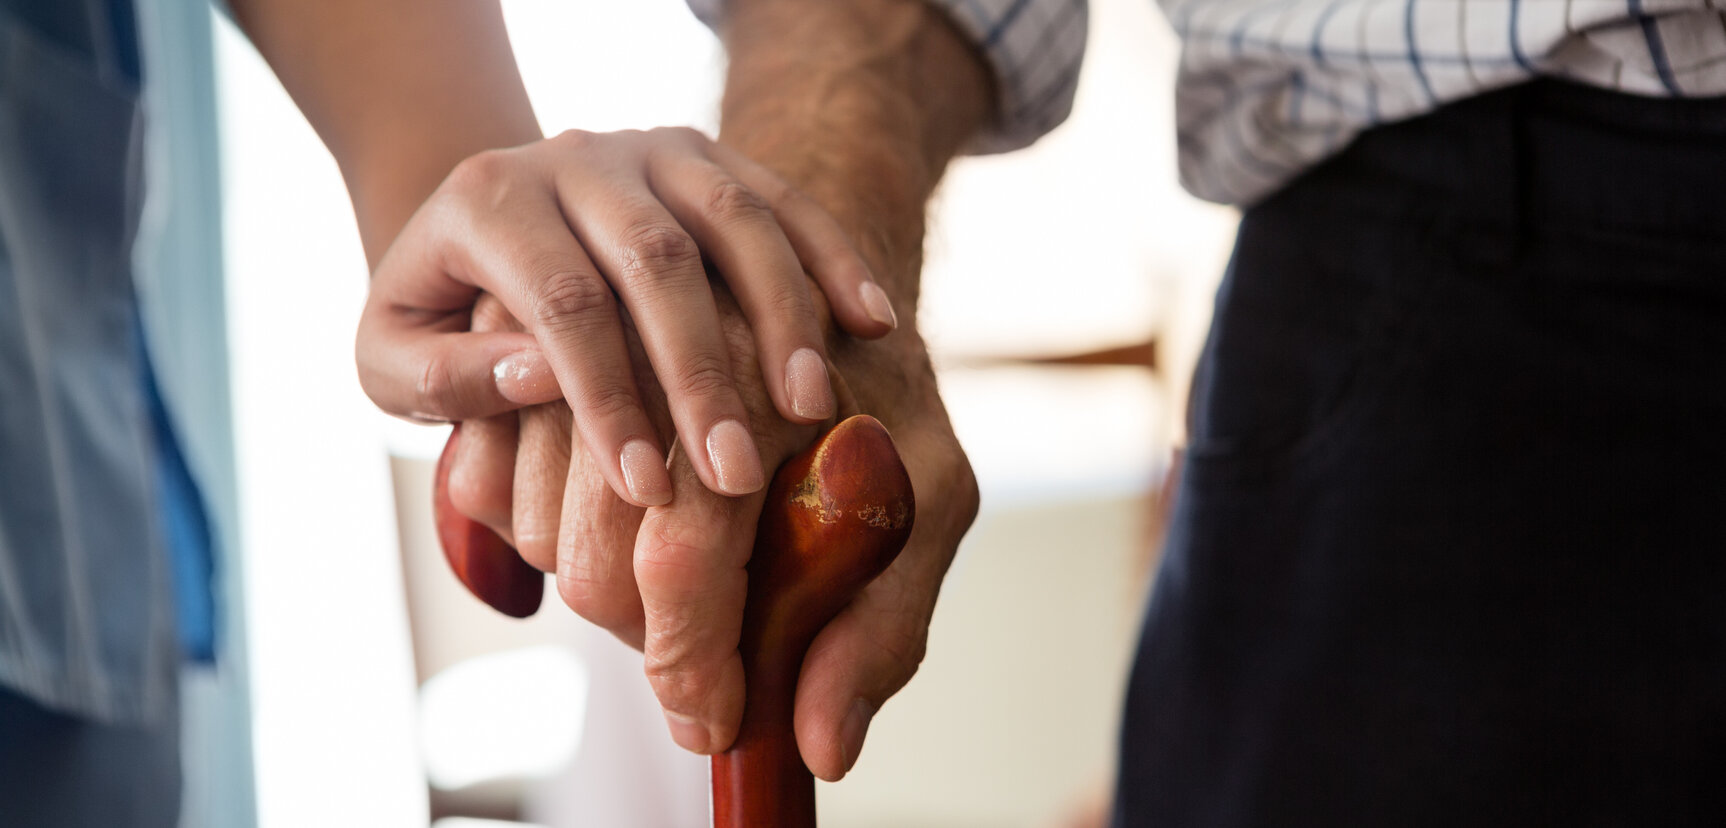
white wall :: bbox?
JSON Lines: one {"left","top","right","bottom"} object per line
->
{"left": 216, "top": 15, "right": 427, "bottom": 828}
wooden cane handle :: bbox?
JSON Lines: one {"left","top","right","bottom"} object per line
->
{"left": 433, "top": 422, "right": 544, "bottom": 618}
{"left": 432, "top": 415, "right": 915, "bottom": 826}
{"left": 711, "top": 415, "right": 915, "bottom": 828}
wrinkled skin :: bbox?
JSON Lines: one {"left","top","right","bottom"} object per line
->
{"left": 448, "top": 280, "right": 977, "bottom": 782}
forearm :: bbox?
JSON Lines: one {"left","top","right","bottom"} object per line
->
{"left": 716, "top": 0, "right": 994, "bottom": 315}
{"left": 228, "top": 0, "right": 541, "bottom": 265}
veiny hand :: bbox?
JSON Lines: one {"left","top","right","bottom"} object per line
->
{"left": 356, "top": 127, "right": 898, "bottom": 507}
{"left": 450, "top": 286, "right": 977, "bottom": 782}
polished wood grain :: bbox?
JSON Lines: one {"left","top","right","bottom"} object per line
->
{"left": 711, "top": 415, "right": 916, "bottom": 828}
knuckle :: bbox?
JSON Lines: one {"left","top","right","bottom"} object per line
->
{"left": 575, "top": 380, "right": 640, "bottom": 423}
{"left": 641, "top": 646, "right": 736, "bottom": 715}
{"left": 512, "top": 532, "right": 557, "bottom": 573}
{"left": 703, "top": 180, "right": 773, "bottom": 226}
{"left": 434, "top": 150, "right": 534, "bottom": 235}
{"left": 445, "top": 460, "right": 510, "bottom": 530}
{"left": 445, "top": 149, "right": 514, "bottom": 196}
{"left": 762, "top": 277, "right": 815, "bottom": 317}
{"left": 635, "top": 522, "right": 748, "bottom": 598}
{"left": 632, "top": 524, "right": 747, "bottom": 716}
{"left": 616, "top": 224, "right": 699, "bottom": 288}
{"left": 551, "top": 128, "right": 596, "bottom": 149}
{"left": 633, "top": 534, "right": 715, "bottom": 596}
{"left": 643, "top": 661, "right": 710, "bottom": 715}
{"left": 670, "top": 350, "right": 734, "bottom": 400}
{"left": 530, "top": 271, "right": 614, "bottom": 332}
{"left": 557, "top": 567, "right": 638, "bottom": 631}
{"left": 413, "top": 352, "right": 464, "bottom": 416}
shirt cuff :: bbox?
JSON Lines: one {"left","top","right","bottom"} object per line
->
{"left": 685, "top": 0, "right": 1087, "bottom": 154}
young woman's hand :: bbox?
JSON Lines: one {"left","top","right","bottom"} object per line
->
{"left": 356, "top": 127, "right": 896, "bottom": 507}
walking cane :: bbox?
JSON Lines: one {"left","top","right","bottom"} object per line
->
{"left": 434, "top": 415, "right": 916, "bottom": 827}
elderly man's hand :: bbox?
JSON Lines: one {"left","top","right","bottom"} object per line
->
{"left": 428, "top": 0, "right": 992, "bottom": 785}
{"left": 451, "top": 282, "right": 975, "bottom": 782}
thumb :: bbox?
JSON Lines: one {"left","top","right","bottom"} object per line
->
{"left": 356, "top": 318, "right": 561, "bottom": 421}
{"left": 790, "top": 564, "right": 933, "bottom": 782}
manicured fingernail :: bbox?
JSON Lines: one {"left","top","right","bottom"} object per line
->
{"left": 705, "top": 419, "right": 763, "bottom": 495}
{"left": 493, "top": 349, "right": 557, "bottom": 404}
{"left": 859, "top": 282, "right": 898, "bottom": 329}
{"left": 784, "top": 348, "right": 835, "bottom": 421}
{"left": 840, "top": 699, "right": 875, "bottom": 774}
{"left": 664, "top": 710, "right": 711, "bottom": 754}
{"left": 620, "top": 439, "right": 672, "bottom": 507}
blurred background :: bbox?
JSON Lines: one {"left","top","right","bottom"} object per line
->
{"left": 208, "top": 0, "right": 1236, "bottom": 825}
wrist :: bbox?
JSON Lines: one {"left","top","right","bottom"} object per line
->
{"left": 719, "top": 0, "right": 992, "bottom": 178}
{"left": 716, "top": 0, "right": 992, "bottom": 308}
{"left": 347, "top": 122, "right": 540, "bottom": 267}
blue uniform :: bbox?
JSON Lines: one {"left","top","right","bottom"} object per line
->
{"left": 1, "top": 1, "right": 227, "bottom": 824}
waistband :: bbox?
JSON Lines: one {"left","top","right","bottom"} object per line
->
{"left": 1266, "top": 79, "right": 1726, "bottom": 243}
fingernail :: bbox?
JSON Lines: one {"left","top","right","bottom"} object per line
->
{"left": 784, "top": 348, "right": 835, "bottom": 421}
{"left": 705, "top": 419, "right": 764, "bottom": 495}
{"left": 493, "top": 349, "right": 557, "bottom": 404}
{"left": 859, "top": 282, "right": 898, "bottom": 329}
{"left": 620, "top": 439, "right": 672, "bottom": 507}
{"left": 840, "top": 699, "right": 875, "bottom": 774}
{"left": 664, "top": 710, "right": 711, "bottom": 754}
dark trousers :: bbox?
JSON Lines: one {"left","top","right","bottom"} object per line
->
{"left": 1116, "top": 81, "right": 1726, "bottom": 826}
{"left": 0, "top": 686, "right": 181, "bottom": 828}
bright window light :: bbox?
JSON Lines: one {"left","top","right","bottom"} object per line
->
{"left": 419, "top": 646, "right": 592, "bottom": 791}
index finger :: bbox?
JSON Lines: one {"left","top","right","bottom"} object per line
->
{"left": 633, "top": 440, "right": 764, "bottom": 754}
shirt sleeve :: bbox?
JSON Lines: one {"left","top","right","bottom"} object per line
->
{"left": 684, "top": 0, "right": 1088, "bottom": 154}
